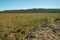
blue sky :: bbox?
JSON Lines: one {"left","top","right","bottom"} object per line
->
{"left": 0, "top": 0, "right": 60, "bottom": 11}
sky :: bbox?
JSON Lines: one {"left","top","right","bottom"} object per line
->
{"left": 0, "top": 0, "right": 60, "bottom": 11}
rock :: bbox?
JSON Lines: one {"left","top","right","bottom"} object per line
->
{"left": 24, "top": 19, "right": 60, "bottom": 40}
{"left": 55, "top": 18, "right": 60, "bottom": 23}
{"left": 24, "top": 27, "right": 60, "bottom": 40}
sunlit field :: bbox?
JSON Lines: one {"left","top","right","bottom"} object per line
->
{"left": 0, "top": 13, "right": 60, "bottom": 40}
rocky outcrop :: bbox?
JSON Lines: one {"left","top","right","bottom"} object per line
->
{"left": 24, "top": 18, "right": 60, "bottom": 40}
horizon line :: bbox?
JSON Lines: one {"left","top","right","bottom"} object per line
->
{"left": 0, "top": 8, "right": 60, "bottom": 11}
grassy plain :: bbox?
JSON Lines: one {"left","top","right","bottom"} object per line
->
{"left": 0, "top": 13, "right": 60, "bottom": 40}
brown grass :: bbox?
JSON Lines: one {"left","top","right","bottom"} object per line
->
{"left": 0, "top": 13, "right": 60, "bottom": 40}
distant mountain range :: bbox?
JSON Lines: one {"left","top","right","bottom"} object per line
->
{"left": 0, "top": 8, "right": 60, "bottom": 13}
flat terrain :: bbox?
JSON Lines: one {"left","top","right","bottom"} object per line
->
{"left": 0, "top": 13, "right": 60, "bottom": 40}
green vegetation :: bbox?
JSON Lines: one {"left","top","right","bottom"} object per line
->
{"left": 0, "top": 8, "right": 60, "bottom": 13}
{"left": 0, "top": 13, "right": 60, "bottom": 40}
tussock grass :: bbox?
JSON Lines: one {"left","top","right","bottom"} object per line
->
{"left": 0, "top": 13, "right": 60, "bottom": 40}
